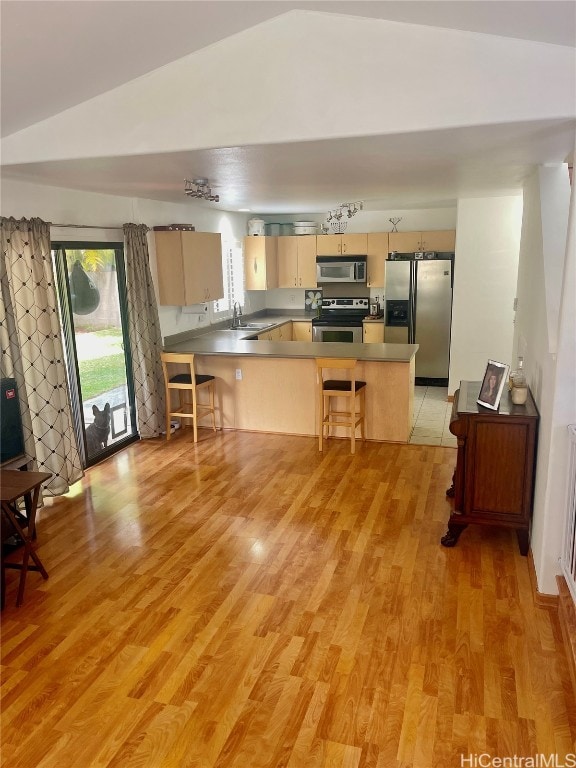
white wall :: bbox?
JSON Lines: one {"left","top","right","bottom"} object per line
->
{"left": 449, "top": 196, "right": 523, "bottom": 394}
{"left": 515, "top": 164, "right": 575, "bottom": 595}
{"left": 1, "top": 178, "right": 250, "bottom": 339}
{"left": 4, "top": 12, "right": 574, "bottom": 164}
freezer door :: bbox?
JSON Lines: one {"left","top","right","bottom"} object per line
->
{"left": 384, "top": 260, "right": 410, "bottom": 300}
{"left": 414, "top": 260, "right": 453, "bottom": 379}
{"left": 384, "top": 261, "right": 413, "bottom": 341}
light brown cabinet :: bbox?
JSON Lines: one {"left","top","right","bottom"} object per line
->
{"left": 316, "top": 233, "right": 368, "bottom": 256}
{"left": 292, "top": 320, "right": 312, "bottom": 341}
{"left": 155, "top": 231, "right": 223, "bottom": 305}
{"left": 243, "top": 236, "right": 278, "bottom": 290}
{"left": 389, "top": 230, "right": 456, "bottom": 254}
{"left": 258, "top": 322, "right": 291, "bottom": 341}
{"left": 277, "top": 236, "right": 317, "bottom": 288}
{"left": 363, "top": 322, "right": 385, "bottom": 343}
{"left": 366, "top": 232, "right": 388, "bottom": 287}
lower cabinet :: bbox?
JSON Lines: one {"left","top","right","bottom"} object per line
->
{"left": 258, "top": 321, "right": 313, "bottom": 341}
{"left": 258, "top": 322, "right": 292, "bottom": 341}
{"left": 292, "top": 320, "right": 312, "bottom": 341}
{"left": 363, "top": 322, "right": 384, "bottom": 343}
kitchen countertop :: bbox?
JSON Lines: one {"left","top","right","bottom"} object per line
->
{"left": 164, "top": 316, "right": 417, "bottom": 362}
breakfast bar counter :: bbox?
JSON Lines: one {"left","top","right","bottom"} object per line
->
{"left": 165, "top": 334, "right": 417, "bottom": 363}
{"left": 164, "top": 328, "right": 418, "bottom": 443}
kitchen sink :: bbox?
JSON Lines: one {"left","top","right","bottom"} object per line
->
{"left": 228, "top": 322, "right": 272, "bottom": 330}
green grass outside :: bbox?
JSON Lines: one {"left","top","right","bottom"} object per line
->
{"left": 79, "top": 353, "right": 126, "bottom": 401}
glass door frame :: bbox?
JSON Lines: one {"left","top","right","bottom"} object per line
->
{"left": 52, "top": 240, "right": 139, "bottom": 467}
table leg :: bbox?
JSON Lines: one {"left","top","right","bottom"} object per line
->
{"left": 1, "top": 487, "right": 48, "bottom": 607}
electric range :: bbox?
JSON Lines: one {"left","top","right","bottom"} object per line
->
{"left": 311, "top": 297, "right": 369, "bottom": 343}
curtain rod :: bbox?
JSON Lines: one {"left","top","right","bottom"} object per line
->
{"left": 51, "top": 223, "right": 124, "bottom": 230}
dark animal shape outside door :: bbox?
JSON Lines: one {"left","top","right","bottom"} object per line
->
{"left": 86, "top": 403, "right": 111, "bottom": 455}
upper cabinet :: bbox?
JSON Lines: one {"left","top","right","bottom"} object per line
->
{"left": 277, "top": 236, "right": 317, "bottom": 288}
{"left": 155, "top": 231, "right": 223, "bottom": 305}
{"left": 388, "top": 230, "right": 456, "bottom": 254}
{"left": 316, "top": 233, "right": 368, "bottom": 256}
{"left": 366, "top": 232, "right": 388, "bottom": 288}
{"left": 244, "top": 236, "right": 278, "bottom": 290}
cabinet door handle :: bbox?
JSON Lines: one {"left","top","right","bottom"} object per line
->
{"left": 254, "top": 258, "right": 258, "bottom": 273}
{"left": 299, "top": 277, "right": 302, "bottom": 286}
{"left": 294, "top": 278, "right": 297, "bottom": 287}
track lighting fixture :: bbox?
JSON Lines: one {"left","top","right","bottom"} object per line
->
{"left": 184, "top": 178, "right": 220, "bottom": 202}
{"left": 326, "top": 201, "right": 363, "bottom": 224}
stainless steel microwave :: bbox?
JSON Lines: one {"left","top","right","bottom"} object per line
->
{"left": 316, "top": 257, "right": 366, "bottom": 283}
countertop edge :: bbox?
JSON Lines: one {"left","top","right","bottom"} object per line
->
{"left": 164, "top": 337, "right": 418, "bottom": 363}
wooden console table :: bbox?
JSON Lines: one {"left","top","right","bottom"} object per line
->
{"left": 441, "top": 380, "right": 539, "bottom": 555}
{"left": 1, "top": 469, "right": 50, "bottom": 607}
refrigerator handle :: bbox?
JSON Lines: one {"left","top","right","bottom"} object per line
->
{"left": 409, "top": 262, "right": 416, "bottom": 343}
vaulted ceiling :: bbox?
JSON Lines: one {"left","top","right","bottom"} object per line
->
{"left": 2, "top": 1, "right": 575, "bottom": 213}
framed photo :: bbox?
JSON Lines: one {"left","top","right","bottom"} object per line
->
{"left": 477, "top": 359, "right": 509, "bottom": 410}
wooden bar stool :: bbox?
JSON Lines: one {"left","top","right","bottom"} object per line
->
{"left": 161, "top": 352, "right": 217, "bottom": 442}
{"left": 1, "top": 469, "right": 50, "bottom": 608}
{"left": 316, "top": 358, "right": 366, "bottom": 454}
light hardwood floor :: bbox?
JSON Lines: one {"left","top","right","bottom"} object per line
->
{"left": 2, "top": 430, "right": 575, "bottom": 767}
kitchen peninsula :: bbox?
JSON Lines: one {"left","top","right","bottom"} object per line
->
{"left": 164, "top": 321, "right": 418, "bottom": 443}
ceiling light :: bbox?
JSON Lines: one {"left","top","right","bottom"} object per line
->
{"left": 184, "top": 178, "right": 219, "bottom": 202}
{"left": 326, "top": 201, "right": 363, "bottom": 224}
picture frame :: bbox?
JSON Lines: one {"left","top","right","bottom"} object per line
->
{"left": 477, "top": 359, "right": 509, "bottom": 410}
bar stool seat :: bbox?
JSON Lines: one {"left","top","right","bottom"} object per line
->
{"left": 316, "top": 358, "right": 366, "bottom": 454}
{"left": 161, "top": 352, "right": 218, "bottom": 442}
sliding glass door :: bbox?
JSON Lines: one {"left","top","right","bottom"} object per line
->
{"left": 52, "top": 242, "right": 138, "bottom": 467}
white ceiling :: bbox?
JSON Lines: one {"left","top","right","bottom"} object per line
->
{"left": 1, "top": 1, "right": 575, "bottom": 214}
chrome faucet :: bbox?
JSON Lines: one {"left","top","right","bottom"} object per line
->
{"left": 232, "top": 302, "right": 242, "bottom": 328}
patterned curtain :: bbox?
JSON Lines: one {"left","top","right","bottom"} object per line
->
{"left": 0, "top": 216, "right": 83, "bottom": 495}
{"left": 123, "top": 223, "right": 165, "bottom": 438}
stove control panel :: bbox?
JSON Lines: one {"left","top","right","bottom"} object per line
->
{"left": 321, "top": 297, "right": 369, "bottom": 309}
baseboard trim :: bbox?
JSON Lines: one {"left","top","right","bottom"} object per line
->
{"left": 527, "top": 550, "right": 559, "bottom": 608}
{"left": 557, "top": 575, "right": 576, "bottom": 698}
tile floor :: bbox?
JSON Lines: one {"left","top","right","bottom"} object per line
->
{"left": 410, "top": 385, "right": 457, "bottom": 447}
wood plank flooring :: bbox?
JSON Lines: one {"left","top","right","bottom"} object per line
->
{"left": 2, "top": 430, "right": 575, "bottom": 767}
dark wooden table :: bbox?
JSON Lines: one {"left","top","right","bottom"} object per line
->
{"left": 1, "top": 469, "right": 51, "bottom": 607}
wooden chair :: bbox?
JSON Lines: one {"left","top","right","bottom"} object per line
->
{"left": 316, "top": 358, "right": 366, "bottom": 454}
{"left": 161, "top": 352, "right": 217, "bottom": 443}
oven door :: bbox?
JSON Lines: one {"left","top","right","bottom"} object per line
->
{"left": 312, "top": 324, "right": 363, "bottom": 343}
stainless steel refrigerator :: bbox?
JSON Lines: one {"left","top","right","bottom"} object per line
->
{"left": 384, "top": 254, "right": 454, "bottom": 383}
